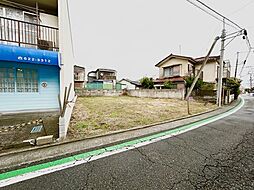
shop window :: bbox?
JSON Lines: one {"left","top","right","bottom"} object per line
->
{"left": 0, "top": 68, "right": 15, "bottom": 92}
{"left": 16, "top": 68, "right": 38, "bottom": 93}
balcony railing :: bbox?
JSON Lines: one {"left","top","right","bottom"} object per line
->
{"left": 0, "top": 16, "right": 58, "bottom": 51}
{"left": 99, "top": 75, "right": 117, "bottom": 80}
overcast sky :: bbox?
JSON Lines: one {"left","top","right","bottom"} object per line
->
{"left": 69, "top": 0, "right": 254, "bottom": 87}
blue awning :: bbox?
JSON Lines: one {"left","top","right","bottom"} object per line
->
{"left": 0, "top": 44, "right": 59, "bottom": 66}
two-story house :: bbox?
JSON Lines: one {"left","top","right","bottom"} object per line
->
{"left": 154, "top": 54, "right": 196, "bottom": 90}
{"left": 154, "top": 54, "right": 231, "bottom": 90}
{"left": 87, "top": 68, "right": 117, "bottom": 82}
{"left": 195, "top": 56, "right": 231, "bottom": 84}
{"left": 87, "top": 68, "right": 118, "bottom": 90}
{"left": 194, "top": 56, "right": 220, "bottom": 83}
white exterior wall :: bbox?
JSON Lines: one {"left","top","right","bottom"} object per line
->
{"left": 58, "top": 0, "right": 76, "bottom": 139}
{"left": 40, "top": 13, "right": 58, "bottom": 28}
{"left": 159, "top": 58, "right": 192, "bottom": 78}
{"left": 120, "top": 80, "right": 136, "bottom": 90}
{"left": 195, "top": 61, "right": 218, "bottom": 83}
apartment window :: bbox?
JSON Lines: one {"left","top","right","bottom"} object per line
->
{"left": 0, "top": 7, "right": 4, "bottom": 16}
{"left": 0, "top": 68, "right": 15, "bottom": 93}
{"left": 5, "top": 7, "right": 23, "bottom": 20}
{"left": 164, "top": 65, "right": 180, "bottom": 77}
{"left": 16, "top": 68, "right": 38, "bottom": 93}
{"left": 188, "top": 64, "right": 194, "bottom": 76}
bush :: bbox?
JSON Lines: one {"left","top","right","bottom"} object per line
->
{"left": 225, "top": 78, "right": 241, "bottom": 99}
{"left": 140, "top": 77, "right": 154, "bottom": 89}
{"left": 163, "top": 81, "right": 173, "bottom": 89}
{"left": 184, "top": 76, "right": 203, "bottom": 90}
{"left": 201, "top": 82, "right": 215, "bottom": 91}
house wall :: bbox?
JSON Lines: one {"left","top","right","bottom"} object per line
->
{"left": 0, "top": 61, "right": 60, "bottom": 112}
{"left": 195, "top": 61, "right": 218, "bottom": 83}
{"left": 177, "top": 83, "right": 185, "bottom": 90}
{"left": 159, "top": 58, "right": 192, "bottom": 78}
{"left": 119, "top": 80, "right": 136, "bottom": 90}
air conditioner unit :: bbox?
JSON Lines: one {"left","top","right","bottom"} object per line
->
{"left": 37, "top": 39, "right": 53, "bottom": 51}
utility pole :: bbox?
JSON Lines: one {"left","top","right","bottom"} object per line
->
{"left": 250, "top": 72, "right": 253, "bottom": 90}
{"left": 185, "top": 36, "right": 220, "bottom": 100}
{"left": 234, "top": 52, "right": 239, "bottom": 78}
{"left": 217, "top": 18, "right": 226, "bottom": 107}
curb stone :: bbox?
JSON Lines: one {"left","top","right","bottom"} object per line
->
{"left": 0, "top": 99, "right": 240, "bottom": 172}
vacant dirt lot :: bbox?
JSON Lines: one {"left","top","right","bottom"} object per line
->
{"left": 68, "top": 96, "right": 216, "bottom": 139}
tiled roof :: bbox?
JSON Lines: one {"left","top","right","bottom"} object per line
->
{"left": 195, "top": 56, "right": 220, "bottom": 63}
{"left": 155, "top": 54, "right": 221, "bottom": 67}
{"left": 153, "top": 77, "right": 185, "bottom": 83}
{"left": 155, "top": 54, "right": 196, "bottom": 67}
{"left": 119, "top": 78, "right": 141, "bottom": 86}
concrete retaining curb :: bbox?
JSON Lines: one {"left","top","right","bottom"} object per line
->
{"left": 0, "top": 99, "right": 240, "bottom": 172}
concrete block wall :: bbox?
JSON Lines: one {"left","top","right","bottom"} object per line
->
{"left": 75, "top": 89, "right": 124, "bottom": 97}
{"left": 127, "top": 89, "right": 185, "bottom": 100}
{"left": 76, "top": 89, "right": 185, "bottom": 100}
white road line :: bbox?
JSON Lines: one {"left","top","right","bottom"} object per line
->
{"left": 0, "top": 98, "right": 245, "bottom": 187}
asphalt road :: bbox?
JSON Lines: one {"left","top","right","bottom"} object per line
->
{"left": 3, "top": 96, "right": 254, "bottom": 190}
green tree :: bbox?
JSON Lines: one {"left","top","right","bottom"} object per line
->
{"left": 140, "top": 77, "right": 154, "bottom": 89}
{"left": 163, "top": 81, "right": 173, "bottom": 89}
{"left": 184, "top": 76, "right": 203, "bottom": 90}
{"left": 225, "top": 78, "right": 241, "bottom": 99}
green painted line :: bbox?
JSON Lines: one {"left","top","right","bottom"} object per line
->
{"left": 0, "top": 98, "right": 243, "bottom": 181}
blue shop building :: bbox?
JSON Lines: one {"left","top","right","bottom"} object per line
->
{"left": 0, "top": 2, "right": 60, "bottom": 113}
{"left": 0, "top": 45, "right": 60, "bottom": 112}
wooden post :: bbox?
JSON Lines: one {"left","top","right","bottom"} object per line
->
{"left": 61, "top": 87, "right": 68, "bottom": 117}
{"left": 187, "top": 98, "right": 191, "bottom": 115}
{"left": 60, "top": 83, "right": 73, "bottom": 117}
{"left": 222, "top": 87, "right": 225, "bottom": 105}
{"left": 58, "top": 94, "right": 63, "bottom": 114}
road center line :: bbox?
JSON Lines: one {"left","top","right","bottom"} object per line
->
{"left": 0, "top": 97, "right": 245, "bottom": 187}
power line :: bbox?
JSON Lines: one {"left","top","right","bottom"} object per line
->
{"left": 187, "top": 0, "right": 253, "bottom": 79}
{"left": 228, "top": 0, "right": 254, "bottom": 16}
{"left": 187, "top": 1, "right": 252, "bottom": 47}
{"left": 194, "top": 0, "right": 243, "bottom": 30}
{"left": 239, "top": 47, "right": 254, "bottom": 76}
{"left": 224, "top": 31, "right": 242, "bottom": 48}
{"left": 186, "top": 0, "right": 238, "bottom": 30}
{"left": 239, "top": 50, "right": 252, "bottom": 76}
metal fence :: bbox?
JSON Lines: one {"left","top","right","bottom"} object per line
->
{"left": 0, "top": 16, "right": 58, "bottom": 51}
{"left": 86, "top": 82, "right": 123, "bottom": 90}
